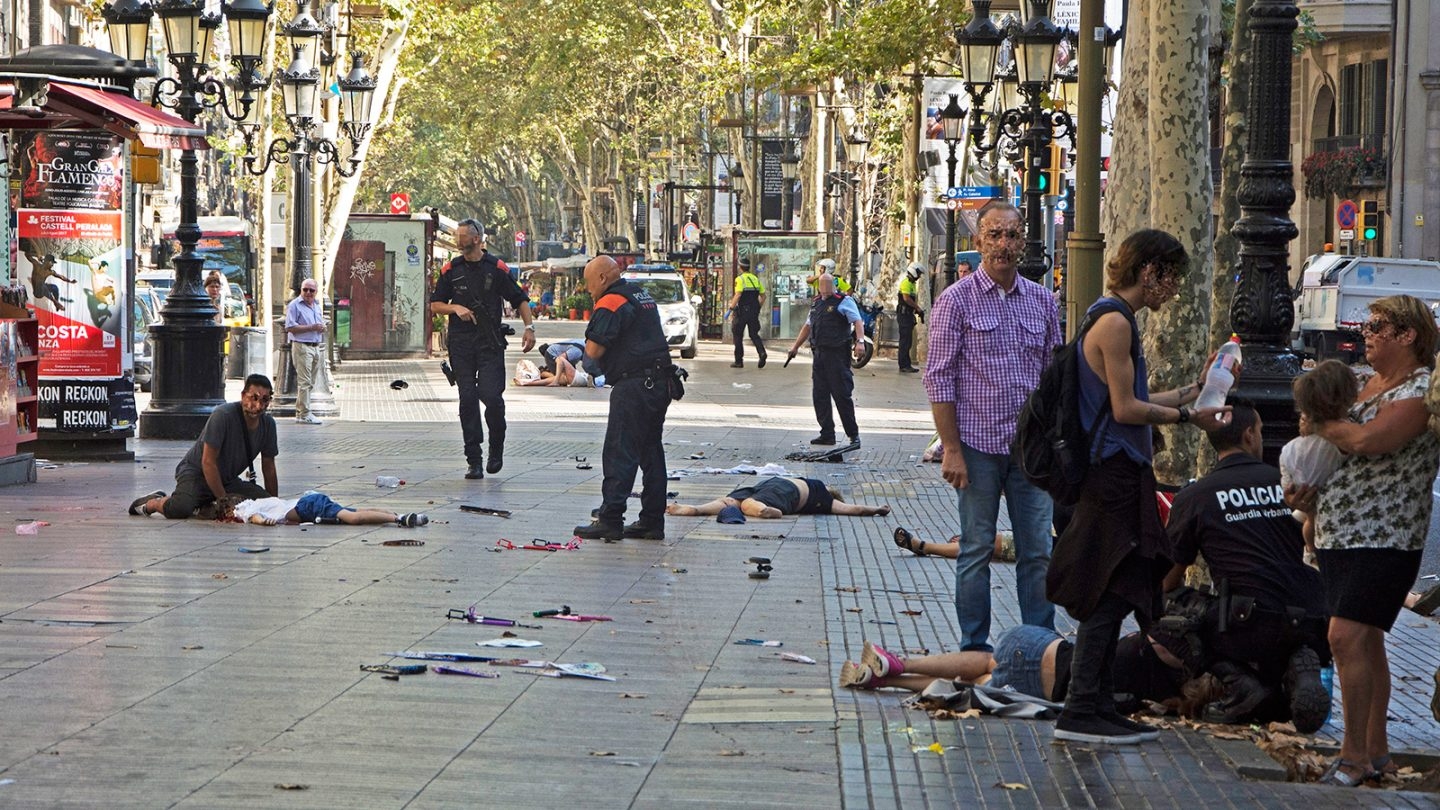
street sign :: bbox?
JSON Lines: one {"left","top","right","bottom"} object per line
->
{"left": 946, "top": 199, "right": 962, "bottom": 211}
{"left": 1055, "top": 199, "right": 1070, "bottom": 212}
{"left": 390, "top": 192, "right": 411, "bottom": 215}
{"left": 1336, "top": 199, "right": 1358, "bottom": 229}
{"left": 1338, "top": 228, "right": 1355, "bottom": 241}
{"left": 515, "top": 230, "right": 527, "bottom": 247}
{"left": 950, "top": 185, "right": 1002, "bottom": 200}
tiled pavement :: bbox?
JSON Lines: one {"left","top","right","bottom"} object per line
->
{"left": 1, "top": 330, "right": 1437, "bottom": 808}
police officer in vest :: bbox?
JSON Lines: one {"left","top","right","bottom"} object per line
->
{"left": 573, "top": 256, "right": 674, "bottom": 541}
{"left": 786, "top": 272, "right": 865, "bottom": 446}
{"left": 429, "top": 218, "right": 535, "bottom": 480}
{"left": 897, "top": 261, "right": 925, "bottom": 373}
{"left": 728, "top": 256, "right": 767, "bottom": 368}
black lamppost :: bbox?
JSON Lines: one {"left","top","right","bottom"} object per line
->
{"left": 780, "top": 141, "right": 800, "bottom": 231}
{"left": 103, "top": 0, "right": 273, "bottom": 440}
{"left": 843, "top": 129, "right": 869, "bottom": 289}
{"left": 239, "top": 1, "right": 375, "bottom": 414}
{"left": 1229, "top": 0, "right": 1302, "bottom": 463}
{"left": 956, "top": 0, "right": 1089, "bottom": 285}
{"left": 939, "top": 94, "right": 966, "bottom": 288}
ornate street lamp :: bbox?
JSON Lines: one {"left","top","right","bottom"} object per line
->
{"left": 940, "top": 94, "right": 966, "bottom": 288}
{"left": 843, "top": 128, "right": 869, "bottom": 289}
{"left": 102, "top": 0, "right": 274, "bottom": 439}
{"left": 955, "top": 0, "right": 1104, "bottom": 285}
{"left": 241, "top": 0, "right": 376, "bottom": 417}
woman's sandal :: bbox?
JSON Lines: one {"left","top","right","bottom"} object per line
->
{"left": 1318, "top": 758, "right": 1368, "bottom": 787}
{"left": 1368, "top": 755, "right": 1398, "bottom": 781}
{"left": 892, "top": 527, "right": 927, "bottom": 556}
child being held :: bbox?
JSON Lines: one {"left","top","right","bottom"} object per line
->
{"left": 1281, "top": 359, "right": 1357, "bottom": 563}
{"left": 219, "top": 492, "right": 428, "bottom": 527}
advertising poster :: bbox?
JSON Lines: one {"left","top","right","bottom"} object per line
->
{"left": 13, "top": 131, "right": 124, "bottom": 212}
{"left": 16, "top": 209, "right": 124, "bottom": 378}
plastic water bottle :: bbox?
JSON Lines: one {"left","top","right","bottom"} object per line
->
{"left": 1195, "top": 336, "right": 1243, "bottom": 411}
{"left": 1320, "top": 665, "right": 1335, "bottom": 725}
{"left": 375, "top": 476, "right": 403, "bottom": 488}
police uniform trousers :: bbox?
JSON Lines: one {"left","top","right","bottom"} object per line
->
{"left": 599, "top": 375, "right": 671, "bottom": 528}
{"left": 812, "top": 346, "right": 859, "bottom": 441}
{"left": 896, "top": 309, "right": 917, "bottom": 370}
{"left": 448, "top": 331, "right": 507, "bottom": 465}
{"left": 732, "top": 307, "right": 766, "bottom": 363}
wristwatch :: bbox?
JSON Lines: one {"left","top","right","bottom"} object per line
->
{"left": 524, "top": 324, "right": 535, "bottom": 331}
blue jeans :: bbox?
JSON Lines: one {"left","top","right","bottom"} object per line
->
{"left": 954, "top": 440, "right": 1056, "bottom": 652}
{"left": 991, "top": 624, "right": 1063, "bottom": 700}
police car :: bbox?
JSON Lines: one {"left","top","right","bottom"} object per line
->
{"left": 622, "top": 263, "right": 700, "bottom": 359}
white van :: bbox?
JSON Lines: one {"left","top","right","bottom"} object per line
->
{"left": 621, "top": 264, "right": 700, "bottom": 359}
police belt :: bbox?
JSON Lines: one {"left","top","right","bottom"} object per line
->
{"left": 1216, "top": 592, "right": 1325, "bottom": 633}
{"left": 611, "top": 360, "right": 673, "bottom": 383}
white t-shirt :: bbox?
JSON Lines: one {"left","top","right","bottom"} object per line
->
{"left": 233, "top": 497, "right": 298, "bottom": 524}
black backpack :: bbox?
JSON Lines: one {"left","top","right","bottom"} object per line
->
{"left": 1017, "top": 298, "right": 1136, "bottom": 506}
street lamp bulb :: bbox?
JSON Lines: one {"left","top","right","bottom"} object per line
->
{"left": 222, "top": 0, "right": 273, "bottom": 66}
{"left": 154, "top": 0, "right": 217, "bottom": 66}
{"left": 940, "top": 93, "right": 966, "bottom": 142}
{"left": 338, "top": 52, "right": 378, "bottom": 142}
{"left": 956, "top": 0, "right": 1004, "bottom": 89}
{"left": 283, "top": 0, "right": 326, "bottom": 69}
{"left": 1015, "top": 14, "right": 1062, "bottom": 87}
{"left": 844, "top": 128, "right": 869, "bottom": 165}
{"left": 1017, "top": 0, "right": 1053, "bottom": 25}
{"left": 279, "top": 45, "right": 321, "bottom": 125}
{"left": 101, "top": 0, "right": 154, "bottom": 62}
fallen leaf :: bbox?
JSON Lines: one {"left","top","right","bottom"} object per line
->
{"left": 182, "top": 645, "right": 204, "bottom": 651}
{"left": 834, "top": 586, "right": 860, "bottom": 593}
{"left": 1209, "top": 731, "right": 1248, "bottom": 740}
{"left": 589, "top": 751, "right": 616, "bottom": 757}
{"left": 619, "top": 693, "right": 646, "bottom": 699}
{"left": 629, "top": 599, "right": 657, "bottom": 604}
{"left": 778, "top": 688, "right": 796, "bottom": 694}
{"left": 927, "top": 742, "right": 945, "bottom": 755}
{"left": 719, "top": 750, "right": 745, "bottom": 757}
{"left": 211, "top": 573, "right": 228, "bottom": 580}
{"left": 795, "top": 728, "right": 814, "bottom": 734}
{"left": 274, "top": 784, "right": 308, "bottom": 791}
{"left": 845, "top": 608, "right": 863, "bottom": 614}
{"left": 900, "top": 610, "right": 923, "bottom": 616}
{"left": 996, "top": 782, "right": 1029, "bottom": 791}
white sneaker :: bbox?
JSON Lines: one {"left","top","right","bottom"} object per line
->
{"left": 296, "top": 415, "right": 323, "bottom": 425}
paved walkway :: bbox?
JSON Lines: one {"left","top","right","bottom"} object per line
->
{"left": 1, "top": 332, "right": 1437, "bottom": 808}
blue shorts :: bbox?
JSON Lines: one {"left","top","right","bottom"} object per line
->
{"left": 990, "top": 625, "right": 1063, "bottom": 700}
{"left": 294, "top": 492, "right": 350, "bottom": 522}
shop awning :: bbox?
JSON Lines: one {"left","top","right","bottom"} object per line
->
{"left": 0, "top": 79, "right": 209, "bottom": 150}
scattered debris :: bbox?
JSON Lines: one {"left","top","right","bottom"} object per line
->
{"left": 900, "top": 610, "right": 923, "bottom": 616}
{"left": 846, "top": 608, "right": 864, "bottom": 614}
{"left": 389, "top": 379, "right": 409, "bottom": 390}
{"left": 384, "top": 651, "right": 497, "bottom": 662}
{"left": 15, "top": 521, "right": 48, "bottom": 535}
{"left": 360, "top": 664, "right": 427, "bottom": 676}
{"left": 748, "top": 557, "right": 772, "bottom": 580}
{"left": 619, "top": 693, "right": 646, "bottom": 699}
{"left": 476, "top": 638, "right": 543, "bottom": 648}
{"left": 460, "top": 504, "right": 512, "bottom": 518}
{"left": 274, "top": 783, "right": 308, "bottom": 791}
{"left": 779, "top": 653, "right": 817, "bottom": 665}
{"left": 433, "top": 665, "right": 500, "bottom": 679}
{"left": 238, "top": 546, "right": 270, "bottom": 554}
{"left": 719, "top": 749, "right": 746, "bottom": 756}
{"left": 575, "top": 455, "right": 593, "bottom": 470}
{"left": 446, "top": 607, "right": 543, "bottom": 628}
{"left": 734, "top": 639, "right": 783, "bottom": 647}
{"left": 533, "top": 606, "right": 571, "bottom": 618}
{"left": 375, "top": 476, "right": 404, "bottom": 488}
{"left": 996, "top": 782, "right": 1029, "bottom": 791}
{"left": 382, "top": 539, "right": 425, "bottom": 547}
{"left": 495, "top": 538, "right": 580, "bottom": 552}
{"left": 182, "top": 645, "right": 204, "bottom": 651}
{"left": 589, "top": 751, "right": 616, "bottom": 757}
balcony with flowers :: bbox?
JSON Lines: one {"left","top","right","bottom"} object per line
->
{"left": 1300, "top": 136, "right": 1387, "bottom": 200}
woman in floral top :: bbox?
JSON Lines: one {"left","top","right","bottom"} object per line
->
{"left": 1286, "top": 294, "right": 1439, "bottom": 787}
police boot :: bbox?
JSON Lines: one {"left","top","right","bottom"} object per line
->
{"left": 1202, "top": 661, "right": 1273, "bottom": 725}
{"left": 1284, "top": 646, "right": 1330, "bottom": 734}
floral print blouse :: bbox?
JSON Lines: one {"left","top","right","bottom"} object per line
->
{"left": 1315, "top": 368, "right": 1438, "bottom": 552}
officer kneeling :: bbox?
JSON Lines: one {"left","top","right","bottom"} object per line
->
{"left": 573, "top": 256, "right": 680, "bottom": 541}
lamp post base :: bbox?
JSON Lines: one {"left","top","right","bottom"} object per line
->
{"left": 139, "top": 322, "right": 226, "bottom": 440}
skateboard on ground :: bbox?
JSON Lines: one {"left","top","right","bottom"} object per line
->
{"left": 784, "top": 439, "right": 860, "bottom": 463}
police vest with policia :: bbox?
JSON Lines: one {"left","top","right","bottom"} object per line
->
{"left": 728, "top": 256, "right": 768, "bottom": 368}
{"left": 787, "top": 272, "right": 865, "bottom": 447}
{"left": 896, "top": 261, "right": 925, "bottom": 373}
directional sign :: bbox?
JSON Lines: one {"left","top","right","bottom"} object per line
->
{"left": 946, "top": 199, "right": 963, "bottom": 211}
{"left": 1336, "top": 199, "right": 1358, "bottom": 229}
{"left": 950, "top": 185, "right": 1002, "bottom": 200}
{"left": 1338, "top": 228, "right": 1355, "bottom": 241}
{"left": 390, "top": 192, "right": 411, "bottom": 215}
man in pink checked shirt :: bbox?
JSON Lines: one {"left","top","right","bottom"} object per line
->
{"left": 922, "top": 202, "right": 1063, "bottom": 653}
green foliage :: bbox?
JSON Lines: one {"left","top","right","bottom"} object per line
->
{"left": 562, "top": 291, "right": 593, "bottom": 312}
{"left": 1300, "top": 147, "right": 1386, "bottom": 200}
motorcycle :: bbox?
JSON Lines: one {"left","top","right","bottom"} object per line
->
{"left": 851, "top": 302, "right": 883, "bottom": 369}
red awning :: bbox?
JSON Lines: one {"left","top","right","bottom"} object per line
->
{"left": 46, "top": 82, "right": 209, "bottom": 150}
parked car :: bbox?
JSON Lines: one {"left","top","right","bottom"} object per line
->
{"left": 622, "top": 264, "right": 700, "bottom": 359}
{"left": 132, "top": 287, "right": 163, "bottom": 392}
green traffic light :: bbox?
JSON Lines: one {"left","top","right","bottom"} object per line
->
{"left": 1364, "top": 227, "right": 1377, "bottom": 240}
{"left": 1038, "top": 174, "right": 1048, "bottom": 192}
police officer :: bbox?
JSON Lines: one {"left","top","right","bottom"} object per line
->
{"left": 897, "top": 261, "right": 925, "bottom": 373}
{"left": 806, "top": 258, "right": 852, "bottom": 294}
{"left": 573, "top": 256, "right": 674, "bottom": 541}
{"left": 729, "top": 256, "right": 767, "bottom": 368}
{"left": 429, "top": 218, "right": 534, "bottom": 480}
{"left": 787, "top": 272, "right": 864, "bottom": 446}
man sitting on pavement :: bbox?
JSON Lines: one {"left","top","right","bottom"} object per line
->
{"left": 1160, "top": 404, "right": 1332, "bottom": 733}
{"left": 128, "top": 374, "right": 279, "bottom": 519}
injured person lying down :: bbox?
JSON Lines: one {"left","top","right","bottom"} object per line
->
{"left": 665, "top": 476, "right": 890, "bottom": 519}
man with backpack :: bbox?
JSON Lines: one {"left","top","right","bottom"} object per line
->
{"left": 1045, "top": 229, "right": 1230, "bottom": 745}
{"left": 922, "top": 202, "right": 1062, "bottom": 654}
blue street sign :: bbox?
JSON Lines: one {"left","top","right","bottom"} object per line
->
{"left": 1055, "top": 199, "right": 1070, "bottom": 211}
{"left": 949, "top": 185, "right": 1002, "bottom": 200}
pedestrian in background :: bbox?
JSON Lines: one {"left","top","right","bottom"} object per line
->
{"left": 1048, "top": 228, "right": 1229, "bottom": 745}
{"left": 573, "top": 256, "right": 674, "bottom": 542}
{"left": 284, "top": 278, "right": 327, "bottom": 425}
{"left": 787, "top": 272, "right": 863, "bottom": 446}
{"left": 1287, "top": 294, "right": 1439, "bottom": 785}
{"left": 896, "top": 262, "right": 925, "bottom": 373}
{"left": 429, "top": 218, "right": 535, "bottom": 479}
{"left": 923, "top": 202, "right": 1061, "bottom": 655}
{"left": 729, "top": 256, "right": 767, "bottom": 368}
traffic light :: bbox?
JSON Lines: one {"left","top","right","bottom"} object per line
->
{"left": 1046, "top": 143, "right": 1065, "bottom": 195}
{"left": 1361, "top": 200, "right": 1379, "bottom": 241}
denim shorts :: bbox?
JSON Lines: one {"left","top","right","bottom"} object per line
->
{"left": 294, "top": 492, "right": 350, "bottom": 522}
{"left": 990, "top": 625, "right": 1063, "bottom": 700}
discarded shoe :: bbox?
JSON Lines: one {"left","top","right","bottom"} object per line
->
{"left": 573, "top": 522, "right": 623, "bottom": 541}
{"left": 621, "top": 521, "right": 664, "bottom": 540}
{"left": 399, "top": 512, "right": 429, "bottom": 528}
{"left": 128, "top": 490, "right": 166, "bottom": 516}
{"left": 861, "top": 641, "right": 904, "bottom": 679}
{"left": 1284, "top": 646, "right": 1329, "bottom": 734}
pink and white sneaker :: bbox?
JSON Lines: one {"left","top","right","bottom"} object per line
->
{"left": 839, "top": 661, "right": 879, "bottom": 689}
{"left": 861, "top": 641, "right": 905, "bottom": 679}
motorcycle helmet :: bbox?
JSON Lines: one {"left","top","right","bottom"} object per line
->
{"left": 905, "top": 262, "right": 925, "bottom": 279}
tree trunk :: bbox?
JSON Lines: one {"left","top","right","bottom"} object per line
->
{"left": 1102, "top": 0, "right": 1154, "bottom": 242}
{"left": 1144, "top": 0, "right": 1214, "bottom": 485}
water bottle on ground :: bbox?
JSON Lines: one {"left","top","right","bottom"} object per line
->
{"left": 376, "top": 476, "right": 403, "bottom": 488}
{"left": 1195, "top": 336, "right": 1243, "bottom": 411}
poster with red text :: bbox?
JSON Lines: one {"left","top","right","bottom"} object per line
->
{"left": 16, "top": 209, "right": 124, "bottom": 378}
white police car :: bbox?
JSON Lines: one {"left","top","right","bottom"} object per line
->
{"left": 623, "top": 264, "right": 700, "bottom": 359}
